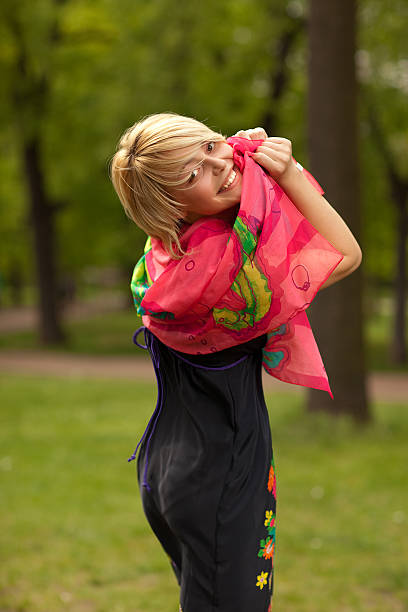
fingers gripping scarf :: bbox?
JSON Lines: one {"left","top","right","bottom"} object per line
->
{"left": 131, "top": 137, "right": 343, "bottom": 396}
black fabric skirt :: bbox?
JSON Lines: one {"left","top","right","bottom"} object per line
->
{"left": 132, "top": 328, "right": 277, "bottom": 612}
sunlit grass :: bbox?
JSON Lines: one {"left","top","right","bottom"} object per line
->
{"left": 1, "top": 375, "right": 407, "bottom": 611}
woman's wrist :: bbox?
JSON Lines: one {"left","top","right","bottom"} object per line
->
{"left": 275, "top": 159, "right": 303, "bottom": 192}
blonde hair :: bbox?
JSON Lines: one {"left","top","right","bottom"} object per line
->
{"left": 109, "top": 112, "right": 225, "bottom": 258}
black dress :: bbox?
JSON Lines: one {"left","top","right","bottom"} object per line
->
{"left": 130, "top": 327, "right": 277, "bottom": 612}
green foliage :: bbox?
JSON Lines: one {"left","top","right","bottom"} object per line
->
{"left": 0, "top": 0, "right": 406, "bottom": 287}
{"left": 358, "top": 0, "right": 408, "bottom": 280}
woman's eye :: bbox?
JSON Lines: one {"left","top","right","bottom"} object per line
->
{"left": 188, "top": 169, "right": 199, "bottom": 183}
{"left": 207, "top": 141, "right": 215, "bottom": 152}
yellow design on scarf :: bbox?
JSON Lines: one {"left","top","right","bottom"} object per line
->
{"left": 213, "top": 257, "right": 271, "bottom": 330}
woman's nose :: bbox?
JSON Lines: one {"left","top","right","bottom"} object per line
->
{"left": 209, "top": 156, "right": 227, "bottom": 174}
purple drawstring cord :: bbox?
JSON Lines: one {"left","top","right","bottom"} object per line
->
{"left": 166, "top": 346, "right": 249, "bottom": 371}
{"left": 128, "top": 326, "right": 250, "bottom": 491}
{"left": 132, "top": 326, "right": 148, "bottom": 350}
{"left": 128, "top": 326, "right": 164, "bottom": 492}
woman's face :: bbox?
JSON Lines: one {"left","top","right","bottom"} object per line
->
{"left": 168, "top": 140, "right": 242, "bottom": 223}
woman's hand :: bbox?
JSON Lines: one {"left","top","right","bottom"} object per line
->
{"left": 251, "top": 137, "right": 298, "bottom": 184}
{"left": 233, "top": 127, "right": 268, "bottom": 141}
{"left": 233, "top": 129, "right": 297, "bottom": 184}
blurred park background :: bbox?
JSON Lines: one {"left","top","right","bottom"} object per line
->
{"left": 0, "top": 0, "right": 407, "bottom": 610}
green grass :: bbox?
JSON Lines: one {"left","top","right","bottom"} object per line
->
{"left": 0, "top": 310, "right": 141, "bottom": 355}
{"left": 1, "top": 376, "right": 407, "bottom": 611}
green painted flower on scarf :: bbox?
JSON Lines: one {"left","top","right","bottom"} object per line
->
{"left": 130, "top": 240, "right": 174, "bottom": 320}
{"left": 213, "top": 216, "right": 271, "bottom": 330}
{"left": 213, "top": 259, "right": 271, "bottom": 330}
{"left": 131, "top": 254, "right": 151, "bottom": 316}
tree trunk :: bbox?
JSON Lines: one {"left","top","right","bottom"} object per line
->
{"left": 391, "top": 195, "right": 407, "bottom": 363}
{"left": 261, "top": 16, "right": 305, "bottom": 136}
{"left": 24, "top": 138, "right": 65, "bottom": 344}
{"left": 9, "top": 262, "right": 24, "bottom": 307}
{"left": 307, "top": 0, "right": 369, "bottom": 422}
{"left": 6, "top": 4, "right": 66, "bottom": 345}
{"left": 363, "top": 96, "right": 408, "bottom": 365}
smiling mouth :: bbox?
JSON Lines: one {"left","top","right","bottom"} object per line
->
{"left": 218, "top": 166, "right": 239, "bottom": 193}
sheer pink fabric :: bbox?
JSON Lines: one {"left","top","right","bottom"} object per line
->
{"left": 131, "top": 137, "right": 343, "bottom": 395}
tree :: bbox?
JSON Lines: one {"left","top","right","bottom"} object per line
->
{"left": 1, "top": 0, "right": 66, "bottom": 343}
{"left": 261, "top": 4, "right": 305, "bottom": 136}
{"left": 358, "top": 0, "right": 408, "bottom": 364}
{"left": 364, "top": 99, "right": 407, "bottom": 363}
{"left": 306, "top": 0, "right": 370, "bottom": 422}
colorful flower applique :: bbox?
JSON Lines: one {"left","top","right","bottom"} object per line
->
{"left": 265, "top": 508, "right": 276, "bottom": 538}
{"left": 258, "top": 535, "right": 275, "bottom": 560}
{"left": 256, "top": 570, "right": 269, "bottom": 590}
{"left": 267, "top": 457, "right": 277, "bottom": 497}
{"left": 264, "top": 509, "right": 274, "bottom": 527}
{"left": 256, "top": 456, "right": 277, "bottom": 591}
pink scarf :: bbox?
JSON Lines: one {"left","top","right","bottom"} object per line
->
{"left": 131, "top": 137, "right": 343, "bottom": 396}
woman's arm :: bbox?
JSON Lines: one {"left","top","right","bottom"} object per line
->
{"left": 276, "top": 156, "right": 362, "bottom": 289}
{"left": 251, "top": 137, "right": 362, "bottom": 289}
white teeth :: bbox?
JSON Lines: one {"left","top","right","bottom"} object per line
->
{"left": 220, "top": 169, "right": 236, "bottom": 192}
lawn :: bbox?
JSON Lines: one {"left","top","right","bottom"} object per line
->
{"left": 1, "top": 375, "right": 407, "bottom": 611}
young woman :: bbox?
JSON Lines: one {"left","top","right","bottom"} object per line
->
{"left": 110, "top": 113, "right": 361, "bottom": 612}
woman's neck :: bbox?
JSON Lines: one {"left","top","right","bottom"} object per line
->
{"left": 184, "top": 203, "right": 240, "bottom": 227}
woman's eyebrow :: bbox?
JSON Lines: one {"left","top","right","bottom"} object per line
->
{"left": 181, "top": 143, "right": 207, "bottom": 170}
{"left": 181, "top": 154, "right": 203, "bottom": 170}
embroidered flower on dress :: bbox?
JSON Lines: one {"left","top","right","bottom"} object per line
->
{"left": 265, "top": 510, "right": 276, "bottom": 537}
{"left": 258, "top": 536, "right": 275, "bottom": 560}
{"left": 256, "top": 570, "right": 269, "bottom": 590}
{"left": 267, "top": 459, "right": 276, "bottom": 497}
{"left": 255, "top": 457, "right": 277, "bottom": 593}
{"left": 267, "top": 519, "right": 276, "bottom": 539}
{"left": 264, "top": 509, "right": 273, "bottom": 526}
